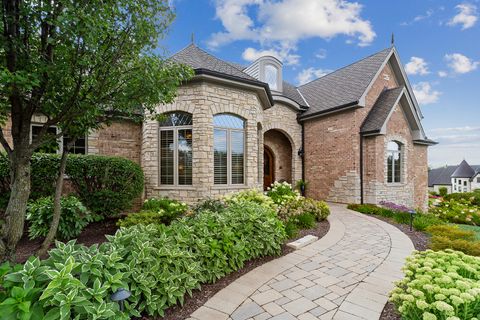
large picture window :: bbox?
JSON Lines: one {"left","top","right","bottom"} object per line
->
{"left": 159, "top": 112, "right": 193, "bottom": 186}
{"left": 387, "top": 141, "right": 402, "bottom": 183}
{"left": 214, "top": 114, "right": 245, "bottom": 185}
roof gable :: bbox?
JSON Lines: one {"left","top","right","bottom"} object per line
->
{"left": 452, "top": 160, "right": 476, "bottom": 178}
{"left": 361, "top": 87, "right": 404, "bottom": 134}
{"left": 298, "top": 47, "right": 392, "bottom": 118}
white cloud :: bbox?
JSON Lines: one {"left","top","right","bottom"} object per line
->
{"left": 316, "top": 49, "right": 327, "bottom": 59}
{"left": 438, "top": 71, "right": 448, "bottom": 77}
{"left": 242, "top": 46, "right": 300, "bottom": 65}
{"left": 208, "top": 0, "right": 376, "bottom": 52}
{"left": 405, "top": 57, "right": 429, "bottom": 75}
{"left": 296, "top": 67, "right": 331, "bottom": 85}
{"left": 445, "top": 53, "right": 479, "bottom": 74}
{"left": 412, "top": 82, "right": 441, "bottom": 105}
{"left": 401, "top": 9, "right": 434, "bottom": 26}
{"left": 428, "top": 128, "right": 480, "bottom": 167}
{"left": 448, "top": 3, "right": 478, "bottom": 30}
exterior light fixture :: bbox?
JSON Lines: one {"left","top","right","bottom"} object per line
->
{"left": 408, "top": 210, "right": 416, "bottom": 231}
{"left": 297, "top": 147, "right": 304, "bottom": 158}
{"left": 111, "top": 288, "right": 131, "bottom": 312}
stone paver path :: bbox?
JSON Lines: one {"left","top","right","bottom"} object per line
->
{"left": 189, "top": 204, "right": 414, "bottom": 320}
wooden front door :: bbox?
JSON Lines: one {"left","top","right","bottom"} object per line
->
{"left": 264, "top": 147, "right": 274, "bottom": 190}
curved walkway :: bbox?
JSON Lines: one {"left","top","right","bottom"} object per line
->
{"left": 189, "top": 204, "right": 414, "bottom": 320}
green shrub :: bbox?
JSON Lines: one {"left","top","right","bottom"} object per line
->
{"left": 141, "top": 197, "right": 188, "bottom": 224}
{"left": 0, "top": 242, "right": 129, "bottom": 320}
{"left": 391, "top": 250, "right": 480, "bottom": 320}
{"left": 224, "top": 189, "right": 275, "bottom": 210}
{"left": 266, "top": 181, "right": 299, "bottom": 205}
{"left": 26, "top": 196, "right": 93, "bottom": 241}
{"left": 412, "top": 214, "right": 444, "bottom": 231}
{"left": 292, "top": 212, "right": 316, "bottom": 229}
{"left": 117, "top": 211, "right": 166, "bottom": 228}
{"left": 426, "top": 225, "right": 480, "bottom": 256}
{"left": 66, "top": 155, "right": 144, "bottom": 216}
{"left": 278, "top": 197, "right": 330, "bottom": 222}
{"left": 429, "top": 198, "right": 480, "bottom": 225}
{"left": 444, "top": 192, "right": 480, "bottom": 206}
{"left": 192, "top": 198, "right": 226, "bottom": 214}
{"left": 348, "top": 203, "right": 394, "bottom": 217}
{"left": 426, "top": 224, "right": 476, "bottom": 241}
{"left": 439, "top": 186, "right": 448, "bottom": 197}
{"left": 284, "top": 220, "right": 299, "bottom": 238}
{"left": 392, "top": 211, "right": 411, "bottom": 224}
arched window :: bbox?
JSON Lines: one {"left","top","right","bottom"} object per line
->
{"left": 213, "top": 114, "right": 245, "bottom": 185}
{"left": 265, "top": 64, "right": 278, "bottom": 91}
{"left": 387, "top": 141, "right": 402, "bottom": 183}
{"left": 159, "top": 112, "right": 193, "bottom": 185}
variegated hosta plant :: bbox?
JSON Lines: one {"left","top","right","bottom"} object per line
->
{"left": 391, "top": 249, "right": 480, "bottom": 320}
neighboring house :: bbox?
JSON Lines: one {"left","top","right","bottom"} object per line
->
{"left": 429, "top": 160, "right": 480, "bottom": 194}
{"left": 1, "top": 44, "right": 436, "bottom": 209}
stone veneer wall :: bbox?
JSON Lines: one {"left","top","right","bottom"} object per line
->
{"left": 142, "top": 81, "right": 264, "bottom": 203}
{"left": 263, "top": 101, "right": 303, "bottom": 184}
{"left": 264, "top": 130, "right": 292, "bottom": 183}
{"left": 88, "top": 120, "right": 142, "bottom": 164}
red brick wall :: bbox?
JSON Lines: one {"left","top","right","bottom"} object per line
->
{"left": 304, "top": 62, "right": 398, "bottom": 202}
{"left": 413, "top": 145, "right": 428, "bottom": 210}
{"left": 88, "top": 120, "right": 142, "bottom": 164}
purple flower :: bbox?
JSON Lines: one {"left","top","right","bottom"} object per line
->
{"left": 379, "top": 201, "right": 412, "bottom": 213}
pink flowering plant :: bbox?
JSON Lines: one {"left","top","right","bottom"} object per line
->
{"left": 379, "top": 201, "right": 412, "bottom": 213}
{"left": 391, "top": 249, "right": 480, "bottom": 320}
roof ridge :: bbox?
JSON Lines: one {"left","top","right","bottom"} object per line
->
{"left": 298, "top": 47, "right": 393, "bottom": 88}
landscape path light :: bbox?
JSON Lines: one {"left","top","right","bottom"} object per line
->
{"left": 408, "top": 210, "right": 416, "bottom": 232}
{"left": 111, "top": 288, "right": 131, "bottom": 312}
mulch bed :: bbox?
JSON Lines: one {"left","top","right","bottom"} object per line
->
{"left": 14, "top": 217, "right": 120, "bottom": 263}
{"left": 150, "top": 219, "right": 331, "bottom": 320}
{"left": 362, "top": 214, "right": 430, "bottom": 320}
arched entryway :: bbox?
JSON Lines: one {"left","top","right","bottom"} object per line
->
{"left": 263, "top": 129, "right": 293, "bottom": 190}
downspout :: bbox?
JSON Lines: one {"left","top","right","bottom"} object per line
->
{"left": 359, "top": 133, "right": 364, "bottom": 204}
{"left": 301, "top": 123, "right": 305, "bottom": 183}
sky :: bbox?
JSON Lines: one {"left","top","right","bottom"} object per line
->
{"left": 161, "top": 0, "right": 480, "bottom": 168}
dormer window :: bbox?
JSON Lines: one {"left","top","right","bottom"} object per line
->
{"left": 265, "top": 64, "right": 278, "bottom": 91}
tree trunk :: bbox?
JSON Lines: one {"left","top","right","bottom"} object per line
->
{"left": 0, "top": 153, "right": 32, "bottom": 262}
{"left": 37, "top": 147, "right": 69, "bottom": 257}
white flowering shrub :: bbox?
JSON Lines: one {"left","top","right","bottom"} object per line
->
{"left": 429, "top": 198, "right": 480, "bottom": 225}
{"left": 391, "top": 249, "right": 480, "bottom": 320}
{"left": 266, "top": 181, "right": 300, "bottom": 206}
{"left": 223, "top": 189, "right": 276, "bottom": 211}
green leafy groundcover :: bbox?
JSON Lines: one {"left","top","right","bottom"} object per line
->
{"left": 0, "top": 200, "right": 286, "bottom": 319}
{"left": 391, "top": 249, "right": 480, "bottom": 320}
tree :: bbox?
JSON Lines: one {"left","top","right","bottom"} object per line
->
{"left": 0, "top": 0, "right": 193, "bottom": 261}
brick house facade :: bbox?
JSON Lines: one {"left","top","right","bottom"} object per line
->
{"left": 1, "top": 44, "right": 435, "bottom": 210}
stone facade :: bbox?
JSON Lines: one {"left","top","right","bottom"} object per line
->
{"left": 142, "top": 81, "right": 264, "bottom": 203}
{"left": 264, "top": 130, "right": 292, "bottom": 183}
{"left": 263, "top": 101, "right": 303, "bottom": 184}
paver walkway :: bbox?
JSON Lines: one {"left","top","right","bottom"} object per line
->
{"left": 189, "top": 204, "right": 414, "bottom": 320}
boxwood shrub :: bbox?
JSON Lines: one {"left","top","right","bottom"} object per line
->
{"left": 0, "top": 154, "right": 144, "bottom": 216}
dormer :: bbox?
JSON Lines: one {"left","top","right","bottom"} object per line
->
{"left": 244, "top": 56, "right": 283, "bottom": 92}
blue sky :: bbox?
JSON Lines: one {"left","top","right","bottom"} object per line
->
{"left": 162, "top": 0, "right": 479, "bottom": 168}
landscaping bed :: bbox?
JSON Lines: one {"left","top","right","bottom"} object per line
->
{"left": 161, "top": 219, "right": 330, "bottom": 320}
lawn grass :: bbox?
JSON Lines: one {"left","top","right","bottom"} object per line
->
{"left": 457, "top": 224, "right": 480, "bottom": 240}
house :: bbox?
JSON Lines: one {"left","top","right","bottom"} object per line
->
{"left": 429, "top": 160, "right": 480, "bottom": 194}
{"left": 1, "top": 44, "right": 436, "bottom": 210}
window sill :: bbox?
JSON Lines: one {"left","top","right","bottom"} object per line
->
{"left": 211, "top": 185, "right": 248, "bottom": 190}
{"left": 386, "top": 182, "right": 405, "bottom": 186}
{"left": 153, "top": 186, "right": 196, "bottom": 191}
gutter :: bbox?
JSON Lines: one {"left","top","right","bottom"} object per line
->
{"left": 359, "top": 133, "right": 364, "bottom": 204}
{"left": 194, "top": 68, "right": 275, "bottom": 106}
{"left": 298, "top": 101, "right": 360, "bottom": 122}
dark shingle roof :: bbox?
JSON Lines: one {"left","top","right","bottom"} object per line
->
{"left": 361, "top": 87, "right": 404, "bottom": 134}
{"left": 451, "top": 160, "right": 476, "bottom": 178}
{"left": 281, "top": 81, "right": 308, "bottom": 106}
{"left": 298, "top": 47, "right": 393, "bottom": 117}
{"left": 428, "top": 166, "right": 457, "bottom": 186}
{"left": 170, "top": 44, "right": 257, "bottom": 81}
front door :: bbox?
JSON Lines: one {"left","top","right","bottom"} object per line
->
{"left": 264, "top": 147, "right": 274, "bottom": 190}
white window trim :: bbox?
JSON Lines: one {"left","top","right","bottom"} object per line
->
{"left": 213, "top": 125, "right": 246, "bottom": 186}
{"left": 158, "top": 125, "right": 193, "bottom": 187}
{"left": 30, "top": 123, "right": 88, "bottom": 155}
{"left": 387, "top": 143, "right": 402, "bottom": 184}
